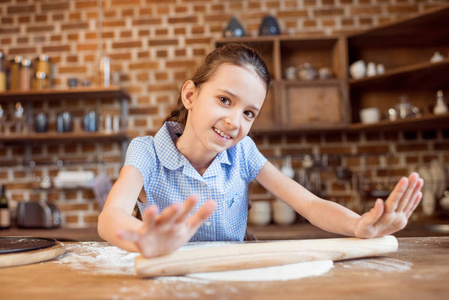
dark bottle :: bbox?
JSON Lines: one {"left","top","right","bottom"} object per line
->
{"left": 0, "top": 185, "right": 11, "bottom": 229}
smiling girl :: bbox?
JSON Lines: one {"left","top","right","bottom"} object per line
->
{"left": 98, "top": 44, "right": 423, "bottom": 258}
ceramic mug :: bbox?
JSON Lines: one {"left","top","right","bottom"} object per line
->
{"left": 360, "top": 107, "right": 380, "bottom": 124}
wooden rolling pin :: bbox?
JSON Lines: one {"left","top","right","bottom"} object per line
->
{"left": 135, "top": 235, "right": 398, "bottom": 277}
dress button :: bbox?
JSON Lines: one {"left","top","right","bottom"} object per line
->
{"left": 204, "top": 221, "right": 211, "bottom": 226}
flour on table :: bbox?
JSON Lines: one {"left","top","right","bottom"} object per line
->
{"left": 54, "top": 241, "right": 334, "bottom": 281}
{"left": 186, "top": 260, "right": 334, "bottom": 282}
{"left": 53, "top": 242, "right": 138, "bottom": 275}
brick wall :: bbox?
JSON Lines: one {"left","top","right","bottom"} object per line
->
{"left": 0, "top": 0, "right": 448, "bottom": 228}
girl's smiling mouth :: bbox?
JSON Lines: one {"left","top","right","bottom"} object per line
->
{"left": 213, "top": 127, "right": 232, "bottom": 139}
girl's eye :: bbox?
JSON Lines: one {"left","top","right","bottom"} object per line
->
{"left": 244, "top": 110, "right": 255, "bottom": 118}
{"left": 219, "top": 97, "right": 230, "bottom": 105}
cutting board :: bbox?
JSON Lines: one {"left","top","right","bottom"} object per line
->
{"left": 0, "top": 237, "right": 65, "bottom": 268}
{"left": 135, "top": 235, "right": 398, "bottom": 277}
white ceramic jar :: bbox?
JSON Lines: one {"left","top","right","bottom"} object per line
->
{"left": 272, "top": 199, "right": 296, "bottom": 226}
{"left": 248, "top": 200, "right": 272, "bottom": 226}
{"left": 349, "top": 60, "right": 366, "bottom": 79}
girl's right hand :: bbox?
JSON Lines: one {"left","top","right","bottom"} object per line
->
{"left": 116, "top": 196, "right": 217, "bottom": 258}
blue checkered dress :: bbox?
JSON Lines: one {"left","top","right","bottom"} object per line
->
{"left": 124, "top": 122, "right": 267, "bottom": 241}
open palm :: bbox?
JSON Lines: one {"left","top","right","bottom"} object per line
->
{"left": 354, "top": 173, "right": 423, "bottom": 238}
{"left": 117, "top": 196, "right": 216, "bottom": 258}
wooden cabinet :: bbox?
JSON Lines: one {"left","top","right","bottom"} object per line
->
{"left": 347, "top": 4, "right": 449, "bottom": 131}
{"left": 0, "top": 86, "right": 130, "bottom": 164}
{"left": 214, "top": 36, "right": 349, "bottom": 133}
{"left": 214, "top": 4, "right": 449, "bottom": 133}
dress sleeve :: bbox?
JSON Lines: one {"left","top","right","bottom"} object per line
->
{"left": 124, "top": 136, "right": 156, "bottom": 188}
{"left": 240, "top": 136, "right": 267, "bottom": 182}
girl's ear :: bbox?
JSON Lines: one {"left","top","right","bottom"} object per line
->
{"left": 181, "top": 80, "right": 196, "bottom": 110}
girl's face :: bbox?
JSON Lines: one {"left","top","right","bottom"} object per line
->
{"left": 183, "top": 63, "right": 267, "bottom": 155}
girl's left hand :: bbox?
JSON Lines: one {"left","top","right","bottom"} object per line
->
{"left": 354, "top": 172, "right": 423, "bottom": 238}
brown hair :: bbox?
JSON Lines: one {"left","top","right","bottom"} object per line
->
{"left": 164, "top": 43, "right": 271, "bottom": 127}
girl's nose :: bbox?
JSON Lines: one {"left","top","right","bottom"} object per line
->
{"left": 224, "top": 112, "right": 239, "bottom": 130}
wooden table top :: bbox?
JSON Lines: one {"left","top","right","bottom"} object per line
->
{"left": 1, "top": 237, "right": 448, "bottom": 300}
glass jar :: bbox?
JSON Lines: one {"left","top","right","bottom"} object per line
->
{"left": 395, "top": 95, "right": 413, "bottom": 119}
{"left": 33, "top": 71, "right": 50, "bottom": 90}
{"left": 0, "top": 51, "right": 6, "bottom": 92}
{"left": 10, "top": 56, "right": 22, "bottom": 91}
{"left": 35, "top": 54, "right": 52, "bottom": 89}
{"left": 36, "top": 54, "right": 51, "bottom": 75}
{"left": 20, "top": 58, "right": 32, "bottom": 91}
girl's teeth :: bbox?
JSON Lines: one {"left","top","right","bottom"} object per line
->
{"left": 215, "top": 128, "right": 231, "bottom": 139}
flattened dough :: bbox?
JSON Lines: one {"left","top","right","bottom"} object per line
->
{"left": 186, "top": 260, "right": 334, "bottom": 282}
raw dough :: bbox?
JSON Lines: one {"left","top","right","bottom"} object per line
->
{"left": 186, "top": 260, "right": 334, "bottom": 282}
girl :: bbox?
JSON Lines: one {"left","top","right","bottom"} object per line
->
{"left": 98, "top": 44, "right": 423, "bottom": 258}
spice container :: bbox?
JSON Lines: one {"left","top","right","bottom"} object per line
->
{"left": 0, "top": 51, "right": 6, "bottom": 92}
{"left": 100, "top": 56, "right": 110, "bottom": 87}
{"left": 20, "top": 58, "right": 32, "bottom": 90}
{"left": 10, "top": 56, "right": 22, "bottom": 91}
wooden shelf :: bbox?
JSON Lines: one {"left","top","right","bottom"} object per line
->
{"left": 251, "top": 123, "right": 348, "bottom": 135}
{"left": 349, "top": 113, "right": 449, "bottom": 131}
{"left": 280, "top": 78, "right": 343, "bottom": 86}
{"left": 0, "top": 86, "right": 131, "bottom": 102}
{"left": 349, "top": 59, "right": 449, "bottom": 90}
{"left": 214, "top": 34, "right": 341, "bottom": 45}
{"left": 347, "top": 4, "right": 449, "bottom": 48}
{"left": 251, "top": 113, "right": 449, "bottom": 134}
{"left": 0, "top": 131, "right": 129, "bottom": 143}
